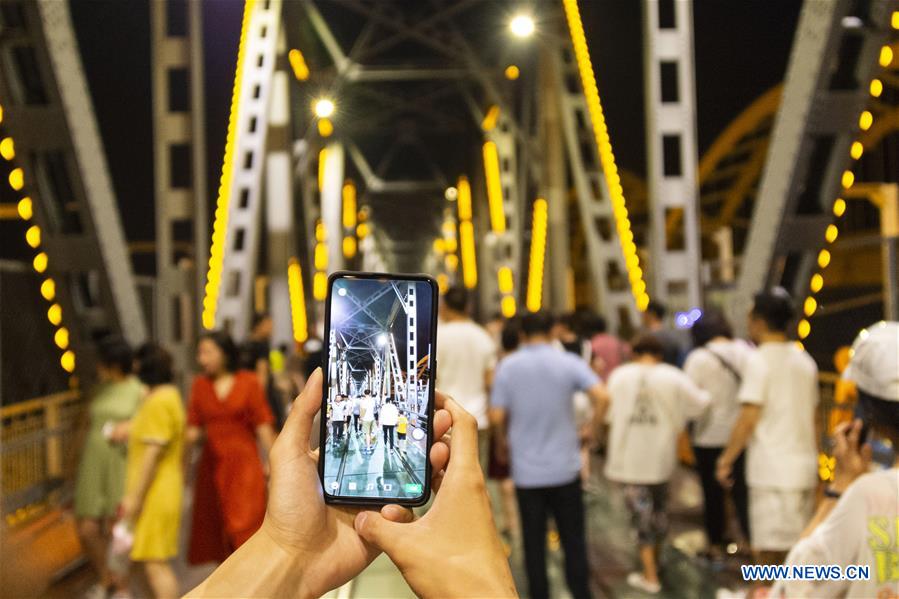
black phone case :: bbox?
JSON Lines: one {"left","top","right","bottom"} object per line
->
{"left": 318, "top": 270, "right": 438, "bottom": 507}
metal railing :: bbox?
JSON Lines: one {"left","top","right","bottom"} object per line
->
{"left": 1, "top": 391, "right": 85, "bottom": 527}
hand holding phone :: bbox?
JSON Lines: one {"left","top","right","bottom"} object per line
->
{"left": 354, "top": 392, "right": 517, "bottom": 598}
{"left": 189, "top": 368, "right": 455, "bottom": 598}
{"left": 319, "top": 272, "right": 439, "bottom": 506}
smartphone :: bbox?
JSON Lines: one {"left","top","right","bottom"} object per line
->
{"left": 318, "top": 271, "right": 438, "bottom": 506}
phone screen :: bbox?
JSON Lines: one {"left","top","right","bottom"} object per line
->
{"left": 320, "top": 274, "right": 437, "bottom": 504}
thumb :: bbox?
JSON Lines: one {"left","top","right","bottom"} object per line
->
{"left": 355, "top": 510, "right": 403, "bottom": 553}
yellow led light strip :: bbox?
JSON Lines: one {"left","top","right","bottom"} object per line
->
{"left": 457, "top": 176, "right": 478, "bottom": 289}
{"left": 482, "top": 141, "right": 507, "bottom": 234}
{"left": 202, "top": 0, "right": 255, "bottom": 330}
{"left": 562, "top": 0, "right": 649, "bottom": 312}
{"left": 342, "top": 179, "right": 357, "bottom": 259}
{"left": 287, "top": 258, "right": 309, "bottom": 343}
{"left": 796, "top": 54, "right": 889, "bottom": 341}
{"left": 2, "top": 108, "right": 75, "bottom": 373}
{"left": 527, "top": 198, "right": 548, "bottom": 312}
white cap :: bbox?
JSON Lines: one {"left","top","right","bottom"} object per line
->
{"left": 845, "top": 321, "right": 899, "bottom": 402}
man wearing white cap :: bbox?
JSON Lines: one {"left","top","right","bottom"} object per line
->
{"left": 772, "top": 321, "right": 899, "bottom": 598}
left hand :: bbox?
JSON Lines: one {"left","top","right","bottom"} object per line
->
{"left": 830, "top": 418, "right": 872, "bottom": 493}
{"left": 120, "top": 494, "right": 139, "bottom": 524}
{"left": 715, "top": 457, "right": 733, "bottom": 489}
{"left": 260, "top": 368, "right": 452, "bottom": 598}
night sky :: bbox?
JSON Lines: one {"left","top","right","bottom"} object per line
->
{"left": 66, "top": 0, "right": 801, "bottom": 276}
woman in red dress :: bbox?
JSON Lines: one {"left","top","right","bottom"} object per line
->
{"left": 185, "top": 331, "right": 276, "bottom": 564}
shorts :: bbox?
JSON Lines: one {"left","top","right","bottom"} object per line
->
{"left": 749, "top": 487, "right": 815, "bottom": 551}
{"left": 397, "top": 431, "right": 406, "bottom": 440}
{"left": 362, "top": 419, "right": 376, "bottom": 437}
{"left": 622, "top": 483, "right": 669, "bottom": 545}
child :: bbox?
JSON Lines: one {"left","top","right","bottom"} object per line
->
{"left": 397, "top": 410, "right": 409, "bottom": 455}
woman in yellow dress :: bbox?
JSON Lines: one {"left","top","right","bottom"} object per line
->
{"left": 121, "top": 344, "right": 185, "bottom": 598}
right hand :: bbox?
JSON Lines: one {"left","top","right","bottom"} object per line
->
{"left": 354, "top": 393, "right": 517, "bottom": 598}
{"left": 830, "top": 418, "right": 872, "bottom": 493}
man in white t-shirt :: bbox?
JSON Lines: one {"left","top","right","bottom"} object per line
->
{"left": 379, "top": 398, "right": 399, "bottom": 452}
{"left": 605, "top": 334, "right": 710, "bottom": 595}
{"left": 717, "top": 289, "right": 819, "bottom": 564}
{"left": 773, "top": 321, "right": 898, "bottom": 598}
{"left": 436, "top": 286, "right": 496, "bottom": 473}
{"left": 330, "top": 394, "right": 346, "bottom": 445}
{"left": 359, "top": 390, "right": 377, "bottom": 451}
{"left": 683, "top": 309, "right": 753, "bottom": 556}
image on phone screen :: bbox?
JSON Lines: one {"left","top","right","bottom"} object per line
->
{"left": 321, "top": 275, "right": 436, "bottom": 503}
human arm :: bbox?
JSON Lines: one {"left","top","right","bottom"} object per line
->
{"left": 187, "top": 369, "right": 453, "bottom": 599}
{"left": 586, "top": 383, "right": 610, "bottom": 445}
{"left": 490, "top": 406, "right": 509, "bottom": 465}
{"left": 354, "top": 394, "right": 518, "bottom": 598}
{"left": 715, "top": 404, "right": 760, "bottom": 487}
{"left": 800, "top": 418, "right": 871, "bottom": 537}
{"left": 121, "top": 442, "right": 164, "bottom": 522}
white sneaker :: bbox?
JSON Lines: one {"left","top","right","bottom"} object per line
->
{"left": 627, "top": 572, "right": 661, "bottom": 594}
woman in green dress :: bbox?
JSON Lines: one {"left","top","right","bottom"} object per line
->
{"left": 73, "top": 337, "right": 143, "bottom": 598}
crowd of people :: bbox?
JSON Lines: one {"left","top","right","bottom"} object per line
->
{"left": 70, "top": 289, "right": 898, "bottom": 599}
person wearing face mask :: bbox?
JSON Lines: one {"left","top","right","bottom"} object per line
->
{"left": 771, "top": 321, "right": 899, "bottom": 598}
{"left": 184, "top": 331, "right": 276, "bottom": 565}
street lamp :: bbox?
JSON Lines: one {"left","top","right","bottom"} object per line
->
{"left": 313, "top": 97, "right": 335, "bottom": 118}
{"left": 509, "top": 14, "right": 535, "bottom": 38}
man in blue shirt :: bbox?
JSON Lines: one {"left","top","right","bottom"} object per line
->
{"left": 491, "top": 312, "right": 610, "bottom": 599}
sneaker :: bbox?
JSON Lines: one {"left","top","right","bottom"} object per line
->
{"left": 627, "top": 572, "right": 661, "bottom": 595}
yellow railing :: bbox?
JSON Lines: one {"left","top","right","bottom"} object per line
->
{"left": 2, "top": 391, "right": 85, "bottom": 527}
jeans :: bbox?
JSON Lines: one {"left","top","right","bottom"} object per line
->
{"left": 515, "top": 478, "right": 591, "bottom": 599}
{"left": 693, "top": 446, "right": 750, "bottom": 547}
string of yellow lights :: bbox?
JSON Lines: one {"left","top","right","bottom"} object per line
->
{"left": 526, "top": 198, "right": 548, "bottom": 312}
{"left": 797, "top": 35, "right": 896, "bottom": 342}
{"left": 202, "top": 0, "right": 255, "bottom": 330}
{"left": 2, "top": 111, "right": 75, "bottom": 374}
{"left": 562, "top": 0, "right": 649, "bottom": 312}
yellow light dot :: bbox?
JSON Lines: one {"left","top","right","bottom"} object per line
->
{"left": 804, "top": 297, "right": 817, "bottom": 317}
{"left": 0, "top": 137, "right": 14, "bottom": 160}
{"left": 342, "top": 236, "right": 357, "bottom": 259}
{"left": 445, "top": 253, "right": 459, "bottom": 272}
{"left": 810, "top": 274, "right": 824, "bottom": 293}
{"left": 313, "top": 271, "right": 328, "bottom": 301}
{"left": 318, "top": 118, "right": 333, "bottom": 138}
{"left": 437, "top": 273, "right": 449, "bottom": 294}
{"left": 859, "top": 111, "right": 873, "bottom": 131}
{"left": 892, "top": 11, "right": 898, "bottom": 29}
{"left": 60, "top": 350, "right": 75, "bottom": 373}
{"left": 47, "top": 303, "right": 62, "bottom": 326}
{"left": 315, "top": 221, "right": 325, "bottom": 242}
{"left": 9, "top": 167, "right": 24, "bottom": 191}
{"left": 825, "top": 224, "right": 839, "bottom": 243}
{"left": 833, "top": 198, "right": 846, "bottom": 217}
{"left": 879, "top": 45, "right": 894, "bottom": 67}
{"left": 54, "top": 327, "right": 69, "bottom": 349}
{"left": 433, "top": 238, "right": 446, "bottom": 255}
{"left": 357, "top": 222, "right": 370, "bottom": 239}
{"left": 797, "top": 319, "right": 811, "bottom": 340}
{"left": 818, "top": 249, "right": 831, "bottom": 269}
{"left": 33, "top": 252, "right": 48, "bottom": 273}
{"left": 841, "top": 170, "right": 855, "bottom": 188}
{"left": 850, "top": 141, "right": 864, "bottom": 160}
{"left": 498, "top": 266, "right": 514, "bottom": 294}
{"left": 25, "top": 225, "right": 41, "bottom": 248}
{"left": 870, "top": 79, "right": 883, "bottom": 98}
{"left": 288, "top": 48, "right": 310, "bottom": 81}
{"left": 41, "top": 278, "right": 55, "bottom": 301}
{"left": 504, "top": 65, "right": 520, "bottom": 80}
{"left": 637, "top": 293, "right": 650, "bottom": 312}
{"left": 17, "top": 197, "right": 33, "bottom": 220}
{"left": 501, "top": 295, "right": 516, "bottom": 318}
{"left": 314, "top": 243, "right": 328, "bottom": 271}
